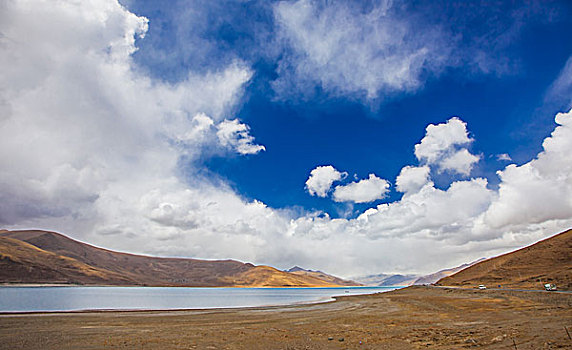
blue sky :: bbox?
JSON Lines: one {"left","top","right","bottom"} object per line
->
{"left": 2, "top": 0, "right": 572, "bottom": 276}
{"left": 126, "top": 0, "right": 572, "bottom": 217}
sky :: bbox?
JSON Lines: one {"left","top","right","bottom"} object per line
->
{"left": 1, "top": 0, "right": 572, "bottom": 277}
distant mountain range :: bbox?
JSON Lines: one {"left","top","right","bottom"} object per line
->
{"left": 413, "top": 258, "right": 487, "bottom": 285}
{"left": 0, "top": 230, "right": 358, "bottom": 287}
{"left": 437, "top": 228, "right": 571, "bottom": 290}
{"left": 353, "top": 258, "right": 486, "bottom": 287}
{"left": 353, "top": 273, "right": 419, "bottom": 287}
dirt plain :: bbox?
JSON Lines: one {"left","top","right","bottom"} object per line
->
{"left": 0, "top": 286, "right": 571, "bottom": 349}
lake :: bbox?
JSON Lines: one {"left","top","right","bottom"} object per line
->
{"left": 0, "top": 286, "right": 400, "bottom": 312}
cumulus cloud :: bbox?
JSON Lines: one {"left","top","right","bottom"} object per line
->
{"left": 0, "top": 0, "right": 265, "bottom": 257}
{"left": 414, "top": 117, "right": 472, "bottom": 162}
{"left": 440, "top": 149, "right": 481, "bottom": 176}
{"left": 332, "top": 174, "right": 390, "bottom": 203}
{"left": 414, "top": 117, "right": 480, "bottom": 175}
{"left": 296, "top": 108, "right": 572, "bottom": 274}
{"left": 484, "top": 109, "right": 572, "bottom": 230}
{"left": 305, "top": 165, "right": 346, "bottom": 197}
{"left": 216, "top": 119, "right": 266, "bottom": 155}
{"left": 357, "top": 178, "right": 494, "bottom": 242}
{"left": 396, "top": 166, "right": 431, "bottom": 194}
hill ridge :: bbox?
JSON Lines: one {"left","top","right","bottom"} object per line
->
{"left": 0, "top": 229, "right": 358, "bottom": 288}
{"left": 437, "top": 229, "right": 571, "bottom": 290}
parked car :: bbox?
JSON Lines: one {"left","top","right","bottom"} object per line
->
{"left": 478, "top": 284, "right": 487, "bottom": 290}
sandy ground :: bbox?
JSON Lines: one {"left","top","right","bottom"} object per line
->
{"left": 0, "top": 286, "right": 571, "bottom": 349}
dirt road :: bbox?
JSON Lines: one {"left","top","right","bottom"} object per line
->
{"left": 1, "top": 286, "right": 570, "bottom": 349}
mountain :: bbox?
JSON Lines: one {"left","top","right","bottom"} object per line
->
{"left": 352, "top": 258, "right": 487, "bottom": 287}
{"left": 285, "top": 266, "right": 361, "bottom": 286}
{"left": 437, "top": 229, "right": 572, "bottom": 290}
{"left": 353, "top": 273, "right": 420, "bottom": 286}
{"left": 0, "top": 230, "right": 359, "bottom": 287}
{"left": 412, "top": 258, "right": 486, "bottom": 285}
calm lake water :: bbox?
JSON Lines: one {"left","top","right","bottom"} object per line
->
{"left": 0, "top": 286, "right": 399, "bottom": 312}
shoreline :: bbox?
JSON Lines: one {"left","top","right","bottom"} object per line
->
{"left": 0, "top": 285, "right": 399, "bottom": 315}
{"left": 1, "top": 286, "right": 570, "bottom": 349}
{"left": 3, "top": 284, "right": 567, "bottom": 315}
{"left": 0, "top": 294, "right": 341, "bottom": 316}
{"left": 0, "top": 285, "right": 563, "bottom": 316}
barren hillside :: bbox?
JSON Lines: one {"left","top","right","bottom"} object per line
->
{"left": 437, "top": 229, "right": 571, "bottom": 290}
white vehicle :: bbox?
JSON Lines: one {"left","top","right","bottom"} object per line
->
{"left": 478, "top": 284, "right": 486, "bottom": 290}
{"left": 544, "top": 283, "right": 557, "bottom": 291}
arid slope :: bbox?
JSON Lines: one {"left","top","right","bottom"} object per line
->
{"left": 0, "top": 236, "right": 132, "bottom": 285}
{"left": 438, "top": 229, "right": 572, "bottom": 290}
{"left": 0, "top": 230, "right": 356, "bottom": 287}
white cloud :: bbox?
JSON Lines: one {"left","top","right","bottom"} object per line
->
{"left": 414, "top": 117, "right": 480, "bottom": 175}
{"left": 439, "top": 149, "right": 480, "bottom": 176}
{"left": 272, "top": 0, "right": 449, "bottom": 100}
{"left": 396, "top": 166, "right": 431, "bottom": 194}
{"left": 297, "top": 108, "right": 572, "bottom": 275}
{"left": 414, "top": 117, "right": 472, "bottom": 162}
{"left": 357, "top": 178, "right": 494, "bottom": 242}
{"left": 546, "top": 55, "right": 572, "bottom": 108}
{"left": 0, "top": 0, "right": 266, "bottom": 256}
{"left": 305, "top": 165, "right": 346, "bottom": 197}
{"left": 484, "top": 109, "right": 572, "bottom": 230}
{"left": 216, "top": 119, "right": 266, "bottom": 155}
{"left": 496, "top": 153, "right": 512, "bottom": 162}
{"left": 333, "top": 174, "right": 390, "bottom": 203}
{"left": 270, "top": 0, "right": 545, "bottom": 102}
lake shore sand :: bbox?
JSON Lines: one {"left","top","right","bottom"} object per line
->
{"left": 1, "top": 286, "right": 570, "bottom": 349}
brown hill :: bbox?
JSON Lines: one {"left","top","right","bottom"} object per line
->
{"left": 0, "top": 236, "right": 133, "bottom": 285}
{"left": 0, "top": 230, "right": 357, "bottom": 287}
{"left": 230, "top": 265, "right": 352, "bottom": 287}
{"left": 286, "top": 266, "right": 361, "bottom": 286}
{"left": 437, "top": 229, "right": 572, "bottom": 290}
